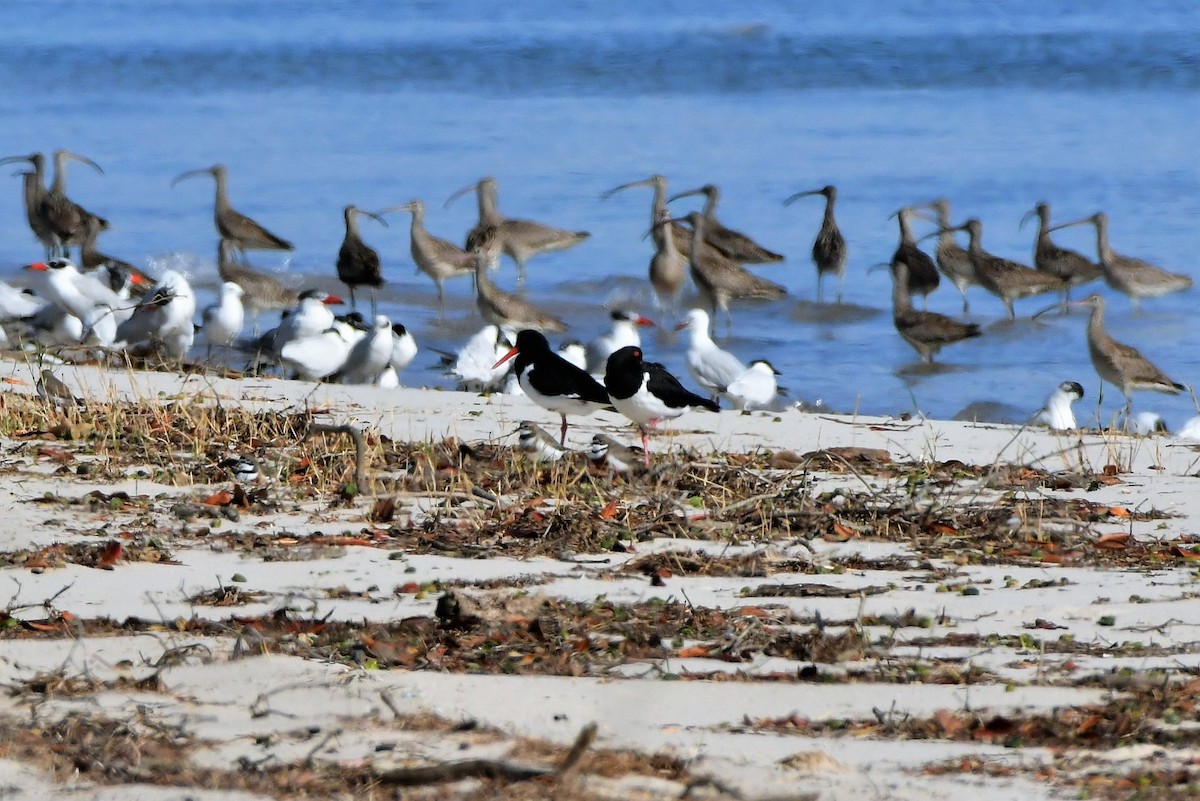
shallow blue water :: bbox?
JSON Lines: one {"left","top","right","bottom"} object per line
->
{"left": 2, "top": 2, "right": 1199, "bottom": 427}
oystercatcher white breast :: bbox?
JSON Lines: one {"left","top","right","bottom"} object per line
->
{"left": 603, "top": 345, "right": 719, "bottom": 465}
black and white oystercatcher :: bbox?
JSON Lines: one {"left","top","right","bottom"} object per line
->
{"left": 603, "top": 345, "right": 719, "bottom": 466}
{"left": 493, "top": 329, "right": 610, "bottom": 446}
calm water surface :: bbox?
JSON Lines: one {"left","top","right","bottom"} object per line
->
{"left": 2, "top": 2, "right": 1198, "bottom": 427}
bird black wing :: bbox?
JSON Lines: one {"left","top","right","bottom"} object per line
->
{"left": 645, "top": 361, "right": 719, "bottom": 412}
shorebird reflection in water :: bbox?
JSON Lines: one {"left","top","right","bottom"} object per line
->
{"left": 784, "top": 185, "right": 846, "bottom": 304}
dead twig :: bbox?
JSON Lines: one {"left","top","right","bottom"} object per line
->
{"left": 375, "top": 720, "right": 597, "bottom": 786}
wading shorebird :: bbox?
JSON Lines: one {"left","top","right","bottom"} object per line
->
{"left": 602, "top": 175, "right": 692, "bottom": 311}
{"left": 2, "top": 151, "right": 109, "bottom": 258}
{"left": 669, "top": 183, "right": 784, "bottom": 264}
{"left": 472, "top": 246, "right": 566, "bottom": 333}
{"left": 888, "top": 260, "right": 980, "bottom": 364}
{"left": 1054, "top": 293, "right": 1186, "bottom": 417}
{"left": 380, "top": 199, "right": 474, "bottom": 313}
{"left": 446, "top": 176, "right": 589, "bottom": 286}
{"left": 1020, "top": 202, "right": 1102, "bottom": 301}
{"left": 913, "top": 198, "right": 976, "bottom": 313}
{"left": 931, "top": 219, "right": 1065, "bottom": 319}
{"left": 661, "top": 212, "right": 787, "bottom": 336}
{"left": 171, "top": 164, "right": 293, "bottom": 256}
{"left": 335, "top": 205, "right": 388, "bottom": 315}
{"left": 1047, "top": 212, "right": 1191, "bottom": 311}
{"left": 887, "top": 206, "right": 940, "bottom": 308}
{"left": 784, "top": 185, "right": 847, "bottom": 303}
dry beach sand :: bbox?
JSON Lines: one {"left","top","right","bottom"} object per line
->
{"left": 0, "top": 356, "right": 1199, "bottom": 799}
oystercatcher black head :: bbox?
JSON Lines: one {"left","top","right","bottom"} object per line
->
{"left": 493, "top": 329, "right": 610, "bottom": 447}
{"left": 604, "top": 345, "right": 719, "bottom": 466}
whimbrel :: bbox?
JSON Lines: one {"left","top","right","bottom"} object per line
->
{"left": 472, "top": 249, "right": 566, "bottom": 333}
{"left": 1020, "top": 202, "right": 1101, "bottom": 300}
{"left": 600, "top": 175, "right": 692, "bottom": 257}
{"left": 937, "top": 218, "right": 1065, "bottom": 319}
{"left": 888, "top": 206, "right": 940, "bottom": 308}
{"left": 669, "top": 183, "right": 784, "bottom": 264}
{"left": 913, "top": 198, "right": 976, "bottom": 312}
{"left": 336, "top": 205, "right": 387, "bottom": 315}
{"left": 171, "top": 164, "right": 293, "bottom": 255}
{"left": 46, "top": 150, "right": 109, "bottom": 251}
{"left": 783, "top": 185, "right": 848, "bottom": 303}
{"left": 665, "top": 212, "right": 787, "bottom": 336}
{"left": 446, "top": 176, "right": 589, "bottom": 285}
{"left": 380, "top": 199, "right": 473, "bottom": 313}
{"left": 602, "top": 176, "right": 690, "bottom": 311}
{"left": 4, "top": 160, "right": 56, "bottom": 257}
{"left": 888, "top": 259, "right": 980, "bottom": 364}
{"left": 1065, "top": 293, "right": 1185, "bottom": 415}
{"left": 3, "top": 151, "right": 108, "bottom": 258}
{"left": 1048, "top": 212, "right": 1191, "bottom": 310}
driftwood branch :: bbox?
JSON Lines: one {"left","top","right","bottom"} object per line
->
{"left": 376, "top": 721, "right": 597, "bottom": 787}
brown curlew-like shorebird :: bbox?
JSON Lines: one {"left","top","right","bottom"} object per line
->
{"left": 336, "top": 205, "right": 387, "bottom": 315}
{"left": 933, "top": 218, "right": 1065, "bottom": 319}
{"left": 888, "top": 259, "right": 980, "bottom": 364}
{"left": 664, "top": 212, "right": 786, "bottom": 336}
{"left": 217, "top": 238, "right": 298, "bottom": 317}
{"left": 783, "top": 185, "right": 848, "bottom": 303}
{"left": 1020, "top": 202, "right": 1102, "bottom": 301}
{"left": 1047, "top": 212, "right": 1191, "bottom": 311}
{"left": 171, "top": 164, "right": 293, "bottom": 256}
{"left": 2, "top": 155, "right": 56, "bottom": 257}
{"left": 471, "top": 230, "right": 566, "bottom": 333}
{"left": 1063, "top": 293, "right": 1185, "bottom": 415}
{"left": 380, "top": 199, "right": 474, "bottom": 313}
{"left": 446, "top": 176, "right": 589, "bottom": 286}
{"left": 602, "top": 175, "right": 692, "bottom": 312}
{"left": 913, "top": 198, "right": 976, "bottom": 313}
{"left": 600, "top": 174, "right": 693, "bottom": 259}
{"left": 888, "top": 206, "right": 941, "bottom": 308}
{"left": 669, "top": 183, "right": 784, "bottom": 264}
{"left": 2, "top": 150, "right": 109, "bottom": 258}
